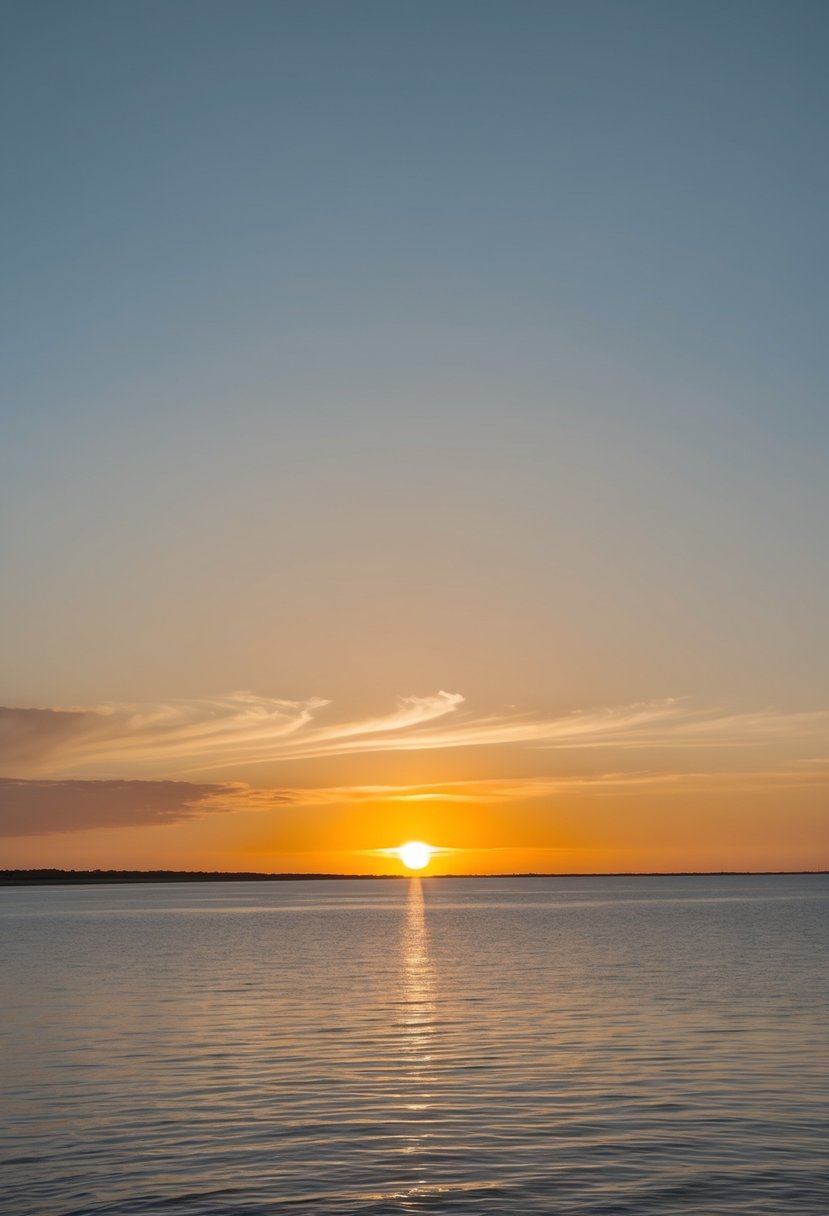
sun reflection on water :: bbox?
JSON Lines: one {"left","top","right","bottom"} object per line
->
{"left": 398, "top": 877, "right": 437, "bottom": 1167}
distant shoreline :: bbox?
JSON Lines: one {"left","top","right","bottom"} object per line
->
{"left": 1, "top": 869, "right": 825, "bottom": 886}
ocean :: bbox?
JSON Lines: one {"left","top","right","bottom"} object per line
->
{"left": 1, "top": 874, "right": 827, "bottom": 1214}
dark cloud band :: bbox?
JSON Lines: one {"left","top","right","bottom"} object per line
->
{"left": 0, "top": 778, "right": 228, "bottom": 837}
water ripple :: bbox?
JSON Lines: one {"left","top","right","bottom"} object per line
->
{"left": 1, "top": 874, "right": 827, "bottom": 1214}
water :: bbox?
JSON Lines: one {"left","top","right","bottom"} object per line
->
{"left": 1, "top": 875, "right": 827, "bottom": 1214}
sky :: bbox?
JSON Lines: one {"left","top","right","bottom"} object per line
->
{"left": 1, "top": 0, "right": 827, "bottom": 874}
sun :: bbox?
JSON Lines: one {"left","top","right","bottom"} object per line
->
{"left": 399, "top": 841, "right": 433, "bottom": 871}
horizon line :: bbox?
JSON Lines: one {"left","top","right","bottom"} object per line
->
{"left": 1, "top": 867, "right": 826, "bottom": 885}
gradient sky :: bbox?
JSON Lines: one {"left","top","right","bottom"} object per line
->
{"left": 2, "top": 0, "right": 827, "bottom": 873}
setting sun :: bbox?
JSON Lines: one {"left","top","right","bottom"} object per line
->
{"left": 398, "top": 841, "right": 433, "bottom": 871}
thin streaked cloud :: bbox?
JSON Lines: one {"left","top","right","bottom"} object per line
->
{"left": 3, "top": 764, "right": 828, "bottom": 839}
{"left": 2, "top": 692, "right": 829, "bottom": 780}
{"left": 307, "top": 768, "right": 829, "bottom": 802}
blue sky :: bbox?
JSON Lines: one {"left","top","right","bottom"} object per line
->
{"left": 1, "top": 2, "right": 827, "bottom": 868}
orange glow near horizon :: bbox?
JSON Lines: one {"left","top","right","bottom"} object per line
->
{"left": 2, "top": 782, "right": 827, "bottom": 875}
{"left": 2, "top": 690, "right": 827, "bottom": 875}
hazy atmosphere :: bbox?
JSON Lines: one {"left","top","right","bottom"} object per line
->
{"left": 2, "top": 0, "right": 828, "bottom": 873}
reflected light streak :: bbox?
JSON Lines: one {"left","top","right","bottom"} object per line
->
{"left": 399, "top": 878, "right": 437, "bottom": 1165}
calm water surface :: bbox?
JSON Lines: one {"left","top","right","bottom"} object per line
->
{"left": 1, "top": 875, "right": 827, "bottom": 1214}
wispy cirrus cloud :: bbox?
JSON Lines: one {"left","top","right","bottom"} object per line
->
{"left": 1, "top": 692, "right": 828, "bottom": 781}
{"left": 0, "top": 694, "right": 326, "bottom": 777}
